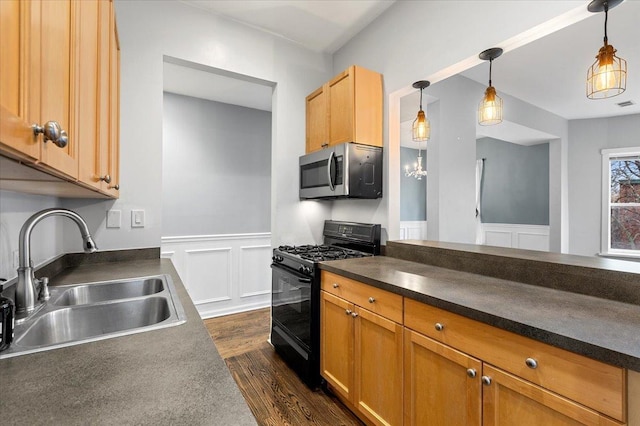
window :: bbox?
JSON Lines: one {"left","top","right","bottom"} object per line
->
{"left": 601, "top": 148, "right": 640, "bottom": 257}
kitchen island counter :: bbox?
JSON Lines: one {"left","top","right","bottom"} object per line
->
{"left": 319, "top": 240, "right": 640, "bottom": 372}
{"left": 0, "top": 258, "right": 256, "bottom": 425}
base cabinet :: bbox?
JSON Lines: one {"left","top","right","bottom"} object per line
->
{"left": 320, "top": 271, "right": 403, "bottom": 426}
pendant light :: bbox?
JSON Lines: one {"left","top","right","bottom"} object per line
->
{"left": 478, "top": 48, "right": 503, "bottom": 126}
{"left": 412, "top": 80, "right": 431, "bottom": 141}
{"left": 586, "top": 0, "right": 626, "bottom": 99}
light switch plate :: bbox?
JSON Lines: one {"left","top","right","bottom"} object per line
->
{"left": 131, "top": 210, "right": 145, "bottom": 228}
{"left": 106, "top": 210, "right": 121, "bottom": 228}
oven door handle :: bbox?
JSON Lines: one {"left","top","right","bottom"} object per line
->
{"left": 297, "top": 277, "right": 312, "bottom": 284}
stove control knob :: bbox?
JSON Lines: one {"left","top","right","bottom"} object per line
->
{"left": 298, "top": 266, "right": 313, "bottom": 275}
{"left": 272, "top": 255, "right": 283, "bottom": 263}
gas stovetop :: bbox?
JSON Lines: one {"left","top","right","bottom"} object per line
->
{"left": 276, "top": 245, "right": 371, "bottom": 262}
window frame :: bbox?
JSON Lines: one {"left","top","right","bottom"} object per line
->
{"left": 600, "top": 147, "right": 640, "bottom": 258}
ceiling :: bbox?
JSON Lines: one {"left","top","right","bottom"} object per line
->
{"left": 401, "top": 0, "right": 639, "bottom": 146}
{"left": 180, "top": 0, "right": 396, "bottom": 53}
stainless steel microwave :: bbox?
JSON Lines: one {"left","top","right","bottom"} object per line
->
{"left": 299, "top": 142, "right": 382, "bottom": 200}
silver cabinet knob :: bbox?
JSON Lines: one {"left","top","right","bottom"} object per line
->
{"left": 99, "top": 175, "right": 112, "bottom": 184}
{"left": 466, "top": 368, "right": 477, "bottom": 378}
{"left": 33, "top": 121, "right": 68, "bottom": 148}
{"left": 481, "top": 376, "right": 492, "bottom": 386}
{"left": 345, "top": 309, "right": 352, "bottom": 315}
{"left": 333, "top": 283, "right": 339, "bottom": 288}
{"left": 525, "top": 358, "right": 538, "bottom": 369}
{"left": 434, "top": 323, "right": 444, "bottom": 331}
{"left": 108, "top": 184, "right": 120, "bottom": 191}
{"left": 368, "top": 297, "right": 375, "bottom": 303}
{"left": 351, "top": 312, "right": 358, "bottom": 318}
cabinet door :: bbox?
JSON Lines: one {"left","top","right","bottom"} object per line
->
{"left": 105, "top": 1, "right": 120, "bottom": 197}
{"left": 404, "top": 329, "right": 482, "bottom": 426}
{"left": 354, "top": 306, "right": 403, "bottom": 426}
{"left": 38, "top": 0, "right": 78, "bottom": 179}
{"left": 327, "top": 67, "right": 354, "bottom": 145}
{"left": 320, "top": 290, "right": 354, "bottom": 402}
{"left": 482, "top": 365, "right": 623, "bottom": 426}
{"left": 76, "top": 0, "right": 101, "bottom": 190}
{"left": 0, "top": 0, "right": 39, "bottom": 160}
{"left": 305, "top": 85, "right": 327, "bottom": 153}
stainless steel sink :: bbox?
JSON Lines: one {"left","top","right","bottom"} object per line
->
{"left": 52, "top": 278, "right": 164, "bottom": 306}
{"left": 0, "top": 274, "right": 186, "bottom": 359}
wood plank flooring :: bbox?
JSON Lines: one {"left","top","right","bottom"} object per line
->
{"left": 204, "top": 308, "right": 363, "bottom": 426}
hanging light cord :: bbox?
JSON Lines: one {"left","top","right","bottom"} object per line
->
{"left": 419, "top": 87, "right": 423, "bottom": 110}
{"left": 488, "top": 58, "right": 493, "bottom": 87}
{"left": 603, "top": 1, "right": 609, "bottom": 45}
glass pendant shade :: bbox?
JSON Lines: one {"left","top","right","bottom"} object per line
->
{"left": 587, "top": 43, "right": 627, "bottom": 99}
{"left": 412, "top": 109, "right": 430, "bottom": 141}
{"left": 478, "top": 86, "right": 503, "bottom": 126}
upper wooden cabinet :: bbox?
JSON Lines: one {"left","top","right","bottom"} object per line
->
{"left": 305, "top": 65, "right": 382, "bottom": 153}
{"left": 0, "top": 0, "right": 119, "bottom": 198}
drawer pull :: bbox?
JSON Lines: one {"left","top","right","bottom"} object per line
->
{"left": 525, "top": 358, "right": 538, "bottom": 369}
{"left": 481, "top": 376, "right": 492, "bottom": 386}
{"left": 434, "top": 323, "right": 444, "bottom": 331}
{"left": 368, "top": 297, "right": 375, "bottom": 303}
{"left": 345, "top": 309, "right": 352, "bottom": 315}
{"left": 466, "top": 368, "right": 477, "bottom": 378}
{"left": 333, "top": 283, "right": 339, "bottom": 288}
{"left": 351, "top": 312, "right": 358, "bottom": 318}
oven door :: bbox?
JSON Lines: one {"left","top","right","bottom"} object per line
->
{"left": 271, "top": 263, "right": 314, "bottom": 351}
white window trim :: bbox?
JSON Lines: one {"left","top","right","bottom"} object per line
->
{"left": 600, "top": 147, "right": 640, "bottom": 258}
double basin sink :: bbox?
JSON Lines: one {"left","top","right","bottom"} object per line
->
{"left": 0, "top": 274, "right": 186, "bottom": 359}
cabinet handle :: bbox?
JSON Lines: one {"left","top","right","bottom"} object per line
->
{"left": 481, "top": 376, "right": 492, "bottom": 386}
{"left": 351, "top": 312, "right": 358, "bottom": 318}
{"left": 434, "top": 323, "right": 444, "bottom": 331}
{"left": 525, "top": 358, "right": 538, "bottom": 369}
{"left": 99, "top": 175, "right": 112, "bottom": 184}
{"left": 466, "top": 368, "right": 477, "bottom": 378}
{"left": 333, "top": 283, "right": 339, "bottom": 288}
{"left": 368, "top": 297, "right": 375, "bottom": 303}
{"left": 321, "top": 142, "right": 329, "bottom": 148}
{"left": 345, "top": 309, "right": 352, "bottom": 315}
{"left": 33, "top": 121, "right": 68, "bottom": 148}
{"left": 108, "top": 184, "right": 120, "bottom": 191}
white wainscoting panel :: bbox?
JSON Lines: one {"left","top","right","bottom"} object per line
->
{"left": 162, "top": 233, "right": 271, "bottom": 318}
{"left": 481, "top": 224, "right": 549, "bottom": 252}
{"left": 399, "top": 221, "right": 427, "bottom": 240}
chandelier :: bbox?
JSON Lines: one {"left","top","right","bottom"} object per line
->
{"left": 405, "top": 147, "right": 427, "bottom": 180}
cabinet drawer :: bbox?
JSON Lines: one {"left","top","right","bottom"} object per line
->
{"left": 321, "top": 271, "right": 403, "bottom": 324}
{"left": 405, "top": 299, "right": 626, "bottom": 421}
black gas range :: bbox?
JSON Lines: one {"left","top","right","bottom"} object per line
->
{"left": 271, "top": 220, "right": 381, "bottom": 388}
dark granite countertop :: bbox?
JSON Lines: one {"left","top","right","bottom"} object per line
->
{"left": 319, "top": 254, "right": 640, "bottom": 372}
{"left": 0, "top": 258, "right": 256, "bottom": 426}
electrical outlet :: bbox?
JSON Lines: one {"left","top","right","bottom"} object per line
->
{"left": 12, "top": 249, "right": 19, "bottom": 269}
{"left": 107, "top": 209, "right": 121, "bottom": 228}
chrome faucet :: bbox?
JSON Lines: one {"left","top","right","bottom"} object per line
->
{"left": 16, "top": 208, "right": 97, "bottom": 320}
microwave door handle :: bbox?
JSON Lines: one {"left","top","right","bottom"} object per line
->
{"left": 327, "top": 151, "right": 335, "bottom": 191}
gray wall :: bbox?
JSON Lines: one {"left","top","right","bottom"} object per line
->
{"left": 162, "top": 93, "right": 271, "bottom": 236}
{"left": 400, "top": 147, "right": 426, "bottom": 221}
{"left": 477, "top": 137, "right": 549, "bottom": 225}
{"left": 568, "top": 113, "right": 640, "bottom": 256}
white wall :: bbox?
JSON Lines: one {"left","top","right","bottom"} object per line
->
{"left": 568, "top": 114, "right": 640, "bottom": 257}
{"left": 162, "top": 93, "right": 271, "bottom": 236}
{"left": 0, "top": 191, "right": 64, "bottom": 282}
{"left": 331, "top": 0, "right": 582, "bottom": 250}
{"left": 63, "top": 0, "right": 333, "bottom": 253}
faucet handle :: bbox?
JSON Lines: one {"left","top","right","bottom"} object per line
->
{"left": 37, "top": 277, "right": 50, "bottom": 301}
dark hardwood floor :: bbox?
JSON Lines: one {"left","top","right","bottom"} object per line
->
{"left": 204, "top": 308, "right": 363, "bottom": 426}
